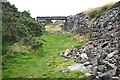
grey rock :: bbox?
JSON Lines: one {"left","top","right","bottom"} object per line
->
{"left": 63, "top": 48, "right": 72, "bottom": 57}
{"left": 83, "top": 62, "right": 91, "bottom": 66}
{"left": 106, "top": 62, "right": 117, "bottom": 70}
{"left": 115, "top": 65, "right": 120, "bottom": 77}
{"left": 85, "top": 73, "right": 95, "bottom": 78}
{"left": 80, "top": 53, "right": 88, "bottom": 61}
{"left": 107, "top": 51, "right": 117, "bottom": 59}
{"left": 111, "top": 77, "right": 120, "bottom": 80}
{"left": 97, "top": 65, "right": 106, "bottom": 73}
{"left": 68, "top": 63, "right": 88, "bottom": 72}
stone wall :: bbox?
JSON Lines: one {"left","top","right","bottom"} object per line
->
{"left": 64, "top": 12, "right": 90, "bottom": 35}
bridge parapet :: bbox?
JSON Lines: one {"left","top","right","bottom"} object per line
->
{"left": 37, "top": 16, "right": 67, "bottom": 20}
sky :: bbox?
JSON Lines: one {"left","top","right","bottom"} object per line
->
{"left": 8, "top": 0, "right": 120, "bottom": 18}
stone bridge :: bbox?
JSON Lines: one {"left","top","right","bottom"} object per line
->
{"left": 36, "top": 16, "right": 67, "bottom": 32}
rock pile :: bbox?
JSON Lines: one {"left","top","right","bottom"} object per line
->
{"left": 64, "top": 12, "right": 90, "bottom": 35}
{"left": 60, "top": 1, "right": 120, "bottom": 80}
{"left": 60, "top": 31, "right": 120, "bottom": 80}
{"left": 90, "top": 7, "right": 120, "bottom": 40}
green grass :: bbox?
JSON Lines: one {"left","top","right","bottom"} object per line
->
{"left": 84, "top": 2, "right": 114, "bottom": 19}
{"left": 2, "top": 30, "right": 87, "bottom": 78}
{"left": 46, "top": 26, "right": 62, "bottom": 32}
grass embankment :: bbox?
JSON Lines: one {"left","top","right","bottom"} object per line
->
{"left": 2, "top": 26, "right": 88, "bottom": 78}
{"left": 84, "top": 2, "right": 114, "bottom": 19}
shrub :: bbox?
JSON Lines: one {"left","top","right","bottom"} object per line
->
{"left": 2, "top": 2, "right": 43, "bottom": 55}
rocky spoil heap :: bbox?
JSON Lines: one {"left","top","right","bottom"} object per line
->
{"left": 64, "top": 12, "right": 90, "bottom": 35}
{"left": 91, "top": 7, "right": 120, "bottom": 40}
{"left": 60, "top": 1, "right": 120, "bottom": 80}
{"left": 61, "top": 33, "right": 119, "bottom": 79}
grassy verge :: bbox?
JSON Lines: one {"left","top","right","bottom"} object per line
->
{"left": 2, "top": 27, "right": 87, "bottom": 78}
{"left": 46, "top": 26, "right": 62, "bottom": 32}
{"left": 84, "top": 2, "right": 114, "bottom": 19}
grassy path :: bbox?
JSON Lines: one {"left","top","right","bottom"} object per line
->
{"left": 3, "top": 30, "right": 87, "bottom": 78}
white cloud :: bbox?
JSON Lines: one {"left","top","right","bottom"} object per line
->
{"left": 7, "top": 0, "right": 120, "bottom": 18}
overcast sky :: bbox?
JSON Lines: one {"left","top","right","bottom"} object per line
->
{"left": 8, "top": 0, "right": 120, "bottom": 18}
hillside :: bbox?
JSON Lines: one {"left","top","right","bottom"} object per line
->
{"left": 62, "top": 1, "right": 120, "bottom": 80}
